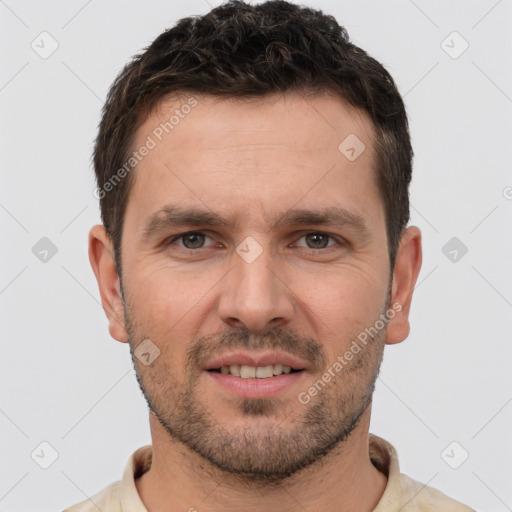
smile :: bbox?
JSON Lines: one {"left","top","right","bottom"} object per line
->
{"left": 208, "top": 364, "right": 303, "bottom": 379}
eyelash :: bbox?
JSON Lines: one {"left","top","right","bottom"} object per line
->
{"left": 165, "top": 231, "right": 345, "bottom": 252}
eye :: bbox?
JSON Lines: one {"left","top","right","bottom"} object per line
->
{"left": 294, "top": 232, "right": 340, "bottom": 250}
{"left": 168, "top": 232, "right": 216, "bottom": 250}
{"left": 165, "top": 231, "right": 344, "bottom": 252}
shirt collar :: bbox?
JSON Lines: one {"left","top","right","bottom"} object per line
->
{"left": 118, "top": 434, "right": 399, "bottom": 511}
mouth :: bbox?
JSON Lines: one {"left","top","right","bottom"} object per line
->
{"left": 208, "top": 364, "right": 303, "bottom": 378}
{"left": 203, "top": 351, "right": 308, "bottom": 399}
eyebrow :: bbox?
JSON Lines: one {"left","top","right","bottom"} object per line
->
{"left": 141, "top": 205, "right": 371, "bottom": 242}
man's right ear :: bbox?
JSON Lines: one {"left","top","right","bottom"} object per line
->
{"left": 88, "top": 225, "right": 129, "bottom": 343}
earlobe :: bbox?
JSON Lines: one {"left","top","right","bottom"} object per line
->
{"left": 88, "top": 225, "right": 129, "bottom": 343}
{"left": 385, "top": 226, "right": 422, "bottom": 345}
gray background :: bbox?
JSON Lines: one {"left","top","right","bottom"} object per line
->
{"left": 1, "top": 0, "right": 511, "bottom": 510}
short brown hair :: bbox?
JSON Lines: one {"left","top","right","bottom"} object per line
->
{"left": 93, "top": 0, "right": 413, "bottom": 276}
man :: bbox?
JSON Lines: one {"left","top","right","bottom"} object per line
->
{"left": 65, "top": 1, "right": 475, "bottom": 510}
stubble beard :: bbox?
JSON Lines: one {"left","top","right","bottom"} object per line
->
{"left": 122, "top": 279, "right": 388, "bottom": 484}
{"left": 127, "top": 330, "right": 384, "bottom": 484}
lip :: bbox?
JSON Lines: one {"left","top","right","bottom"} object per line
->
{"left": 205, "top": 370, "right": 305, "bottom": 399}
{"left": 203, "top": 350, "right": 308, "bottom": 371}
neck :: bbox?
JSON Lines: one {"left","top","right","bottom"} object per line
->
{"left": 135, "top": 406, "right": 387, "bottom": 512}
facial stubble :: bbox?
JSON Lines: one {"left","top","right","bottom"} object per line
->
{"left": 124, "top": 300, "right": 387, "bottom": 484}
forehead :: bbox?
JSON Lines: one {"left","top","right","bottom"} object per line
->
{"left": 137, "top": 91, "right": 376, "bottom": 156}
{"left": 125, "top": 92, "right": 382, "bottom": 234}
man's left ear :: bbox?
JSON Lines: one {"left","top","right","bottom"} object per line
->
{"left": 385, "top": 226, "right": 422, "bottom": 345}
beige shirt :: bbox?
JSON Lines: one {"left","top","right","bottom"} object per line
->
{"left": 63, "top": 434, "right": 475, "bottom": 511}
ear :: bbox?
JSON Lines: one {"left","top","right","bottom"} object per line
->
{"left": 88, "top": 225, "right": 129, "bottom": 343}
{"left": 385, "top": 226, "right": 422, "bottom": 345}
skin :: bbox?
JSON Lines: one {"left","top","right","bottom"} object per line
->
{"left": 89, "top": 92, "right": 422, "bottom": 512}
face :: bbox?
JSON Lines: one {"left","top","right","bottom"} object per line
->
{"left": 117, "top": 92, "right": 393, "bottom": 482}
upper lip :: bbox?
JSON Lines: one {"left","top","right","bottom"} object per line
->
{"left": 203, "top": 351, "right": 308, "bottom": 371}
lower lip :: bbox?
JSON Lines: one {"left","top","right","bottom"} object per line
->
{"left": 205, "top": 371, "right": 305, "bottom": 399}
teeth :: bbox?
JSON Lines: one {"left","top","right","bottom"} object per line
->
{"left": 216, "top": 364, "right": 299, "bottom": 378}
{"left": 273, "top": 364, "right": 283, "bottom": 375}
{"left": 229, "top": 364, "right": 241, "bottom": 377}
{"left": 240, "top": 365, "right": 256, "bottom": 378}
{"left": 256, "top": 365, "right": 273, "bottom": 378}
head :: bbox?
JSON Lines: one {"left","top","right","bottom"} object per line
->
{"left": 89, "top": 0, "right": 422, "bottom": 483}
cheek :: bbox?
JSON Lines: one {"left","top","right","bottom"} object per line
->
{"left": 125, "top": 263, "right": 223, "bottom": 349}
{"left": 129, "top": 259, "right": 213, "bottom": 312}
{"left": 125, "top": 273, "right": 197, "bottom": 383}
{"left": 299, "top": 266, "right": 387, "bottom": 345}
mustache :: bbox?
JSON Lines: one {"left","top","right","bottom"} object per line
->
{"left": 186, "top": 325, "right": 327, "bottom": 373}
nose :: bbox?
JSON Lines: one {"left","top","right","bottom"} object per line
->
{"left": 217, "top": 244, "right": 295, "bottom": 332}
